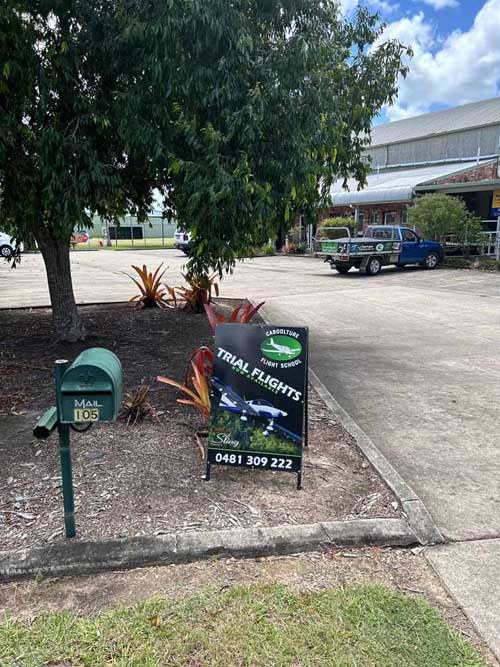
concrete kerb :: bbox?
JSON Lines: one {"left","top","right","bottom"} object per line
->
{"left": 253, "top": 302, "right": 444, "bottom": 547}
{"left": 308, "top": 370, "right": 443, "bottom": 546}
{"left": 0, "top": 518, "right": 415, "bottom": 582}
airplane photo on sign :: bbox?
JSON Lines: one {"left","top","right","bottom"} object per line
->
{"left": 261, "top": 338, "right": 297, "bottom": 358}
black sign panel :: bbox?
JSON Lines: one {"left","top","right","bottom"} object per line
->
{"left": 207, "top": 324, "right": 308, "bottom": 486}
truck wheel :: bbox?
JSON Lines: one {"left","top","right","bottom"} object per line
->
{"left": 365, "top": 257, "right": 382, "bottom": 276}
{"left": 422, "top": 252, "right": 439, "bottom": 269}
{"left": 335, "top": 265, "right": 351, "bottom": 274}
{"left": 0, "top": 245, "right": 12, "bottom": 258}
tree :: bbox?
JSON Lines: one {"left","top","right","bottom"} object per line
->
{"left": 1, "top": 1, "right": 409, "bottom": 340}
{"left": 134, "top": 1, "right": 410, "bottom": 276}
{"left": 408, "top": 194, "right": 484, "bottom": 246}
{"left": 0, "top": 1, "right": 155, "bottom": 341}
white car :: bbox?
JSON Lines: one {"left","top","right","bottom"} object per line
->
{"left": 0, "top": 231, "right": 23, "bottom": 258}
{"left": 173, "top": 230, "right": 192, "bottom": 255}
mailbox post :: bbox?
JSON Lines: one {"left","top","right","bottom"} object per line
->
{"left": 34, "top": 348, "right": 122, "bottom": 539}
{"left": 55, "top": 359, "right": 76, "bottom": 538}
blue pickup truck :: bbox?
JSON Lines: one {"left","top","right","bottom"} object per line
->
{"left": 318, "top": 225, "right": 444, "bottom": 276}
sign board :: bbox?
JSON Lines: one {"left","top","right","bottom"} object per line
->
{"left": 491, "top": 190, "right": 500, "bottom": 217}
{"left": 207, "top": 323, "right": 308, "bottom": 488}
{"left": 70, "top": 230, "right": 89, "bottom": 245}
{"left": 320, "top": 239, "right": 400, "bottom": 255}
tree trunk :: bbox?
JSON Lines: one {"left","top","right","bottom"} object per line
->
{"left": 37, "top": 236, "right": 86, "bottom": 342}
{"left": 275, "top": 223, "right": 285, "bottom": 252}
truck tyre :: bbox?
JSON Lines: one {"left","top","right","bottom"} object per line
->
{"left": 365, "top": 256, "right": 382, "bottom": 276}
{"left": 422, "top": 252, "right": 439, "bottom": 269}
{"left": 335, "top": 265, "right": 351, "bottom": 274}
{"left": 0, "top": 245, "right": 12, "bottom": 258}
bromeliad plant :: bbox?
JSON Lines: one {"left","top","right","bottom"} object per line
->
{"left": 120, "top": 383, "right": 158, "bottom": 426}
{"left": 204, "top": 301, "right": 265, "bottom": 333}
{"left": 126, "top": 263, "right": 176, "bottom": 309}
{"left": 157, "top": 361, "right": 211, "bottom": 421}
{"left": 175, "top": 272, "right": 219, "bottom": 312}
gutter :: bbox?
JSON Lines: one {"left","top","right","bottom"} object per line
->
{"left": 371, "top": 156, "right": 498, "bottom": 172}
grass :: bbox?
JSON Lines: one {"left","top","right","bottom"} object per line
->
{"left": 0, "top": 584, "right": 485, "bottom": 667}
{"left": 71, "top": 237, "right": 175, "bottom": 250}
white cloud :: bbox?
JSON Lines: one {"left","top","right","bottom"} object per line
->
{"left": 371, "top": 0, "right": 400, "bottom": 13}
{"left": 339, "top": 0, "right": 399, "bottom": 16}
{"left": 420, "top": 0, "right": 458, "bottom": 9}
{"left": 378, "top": 0, "right": 500, "bottom": 120}
{"left": 339, "top": 0, "right": 359, "bottom": 14}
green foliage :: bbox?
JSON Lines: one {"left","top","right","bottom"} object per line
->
{"left": 444, "top": 257, "right": 473, "bottom": 269}
{"left": 0, "top": 585, "right": 486, "bottom": 666}
{"left": 133, "top": 1, "right": 410, "bottom": 275}
{"left": 1, "top": 1, "right": 410, "bottom": 337}
{"left": 477, "top": 257, "right": 500, "bottom": 271}
{"left": 408, "top": 195, "right": 484, "bottom": 245}
{"left": 0, "top": 2, "right": 155, "bottom": 245}
{"left": 261, "top": 243, "right": 275, "bottom": 256}
{"left": 319, "top": 216, "right": 357, "bottom": 235}
{"left": 210, "top": 410, "right": 300, "bottom": 456}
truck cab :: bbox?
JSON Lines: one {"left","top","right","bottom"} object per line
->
{"left": 319, "top": 225, "right": 443, "bottom": 276}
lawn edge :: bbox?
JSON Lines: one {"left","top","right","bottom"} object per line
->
{"left": 0, "top": 518, "right": 415, "bottom": 582}
{"left": 252, "top": 301, "right": 444, "bottom": 548}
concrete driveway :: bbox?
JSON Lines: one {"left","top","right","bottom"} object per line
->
{"left": 2, "top": 249, "right": 500, "bottom": 656}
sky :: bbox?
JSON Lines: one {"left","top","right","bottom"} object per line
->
{"left": 340, "top": 0, "right": 500, "bottom": 123}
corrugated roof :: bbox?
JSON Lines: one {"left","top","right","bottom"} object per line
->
{"left": 371, "top": 97, "right": 500, "bottom": 147}
{"left": 330, "top": 160, "right": 486, "bottom": 206}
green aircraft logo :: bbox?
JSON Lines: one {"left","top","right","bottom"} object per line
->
{"left": 260, "top": 335, "right": 302, "bottom": 361}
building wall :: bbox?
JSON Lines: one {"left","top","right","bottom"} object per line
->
{"left": 89, "top": 215, "right": 176, "bottom": 239}
{"left": 324, "top": 202, "right": 410, "bottom": 227}
{"left": 367, "top": 125, "right": 500, "bottom": 169}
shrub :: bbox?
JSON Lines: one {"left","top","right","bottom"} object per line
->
{"left": 477, "top": 257, "right": 500, "bottom": 271}
{"left": 409, "top": 194, "right": 483, "bottom": 245}
{"left": 261, "top": 243, "right": 275, "bottom": 255}
{"left": 444, "top": 257, "right": 473, "bottom": 269}
{"left": 318, "top": 216, "right": 356, "bottom": 236}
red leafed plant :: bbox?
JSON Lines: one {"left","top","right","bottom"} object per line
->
{"left": 176, "top": 272, "right": 219, "bottom": 312}
{"left": 187, "top": 345, "right": 214, "bottom": 383}
{"left": 204, "top": 301, "right": 265, "bottom": 333}
{"left": 157, "top": 361, "right": 211, "bottom": 421}
{"left": 126, "top": 263, "right": 173, "bottom": 309}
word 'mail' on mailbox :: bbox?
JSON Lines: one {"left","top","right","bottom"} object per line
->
{"left": 34, "top": 347, "right": 123, "bottom": 539}
{"left": 58, "top": 348, "right": 122, "bottom": 424}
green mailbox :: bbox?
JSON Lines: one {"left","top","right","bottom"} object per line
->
{"left": 58, "top": 348, "right": 122, "bottom": 424}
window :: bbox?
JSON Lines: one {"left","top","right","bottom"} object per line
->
{"left": 384, "top": 211, "right": 397, "bottom": 225}
{"left": 401, "top": 209, "right": 408, "bottom": 225}
{"left": 358, "top": 213, "right": 364, "bottom": 228}
{"left": 370, "top": 211, "right": 379, "bottom": 225}
{"left": 402, "top": 229, "right": 418, "bottom": 242}
{"left": 369, "top": 227, "right": 397, "bottom": 240}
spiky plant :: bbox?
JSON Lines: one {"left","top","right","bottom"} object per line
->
{"left": 157, "top": 361, "right": 211, "bottom": 421}
{"left": 120, "top": 383, "right": 157, "bottom": 425}
{"left": 126, "top": 263, "right": 171, "bottom": 309}
{"left": 204, "top": 301, "right": 265, "bottom": 332}
{"left": 175, "top": 272, "right": 219, "bottom": 312}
